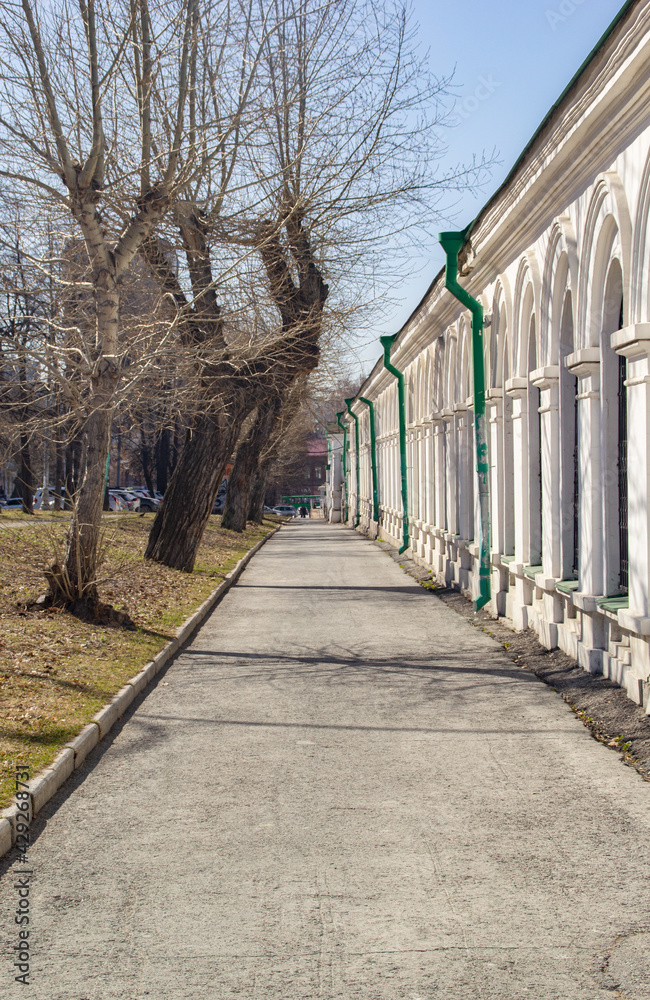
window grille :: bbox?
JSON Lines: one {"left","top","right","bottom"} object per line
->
{"left": 618, "top": 352, "right": 628, "bottom": 592}
{"left": 572, "top": 379, "right": 579, "bottom": 577}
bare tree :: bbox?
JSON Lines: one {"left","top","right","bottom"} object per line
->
{"left": 142, "top": 1, "right": 302, "bottom": 568}
{"left": 0, "top": 0, "right": 207, "bottom": 614}
{"left": 146, "top": 0, "right": 472, "bottom": 558}
{"left": 212, "top": 0, "right": 484, "bottom": 533}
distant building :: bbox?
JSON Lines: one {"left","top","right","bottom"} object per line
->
{"left": 303, "top": 437, "right": 328, "bottom": 495}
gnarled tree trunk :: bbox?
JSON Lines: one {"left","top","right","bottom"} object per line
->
{"left": 145, "top": 399, "right": 250, "bottom": 571}
{"left": 221, "top": 396, "right": 281, "bottom": 532}
{"left": 145, "top": 204, "right": 327, "bottom": 569}
{"left": 248, "top": 465, "right": 270, "bottom": 523}
{"left": 248, "top": 379, "right": 307, "bottom": 523}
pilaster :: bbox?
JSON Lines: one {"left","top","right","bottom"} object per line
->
{"left": 505, "top": 377, "right": 529, "bottom": 565}
{"left": 566, "top": 349, "right": 602, "bottom": 596}
{"left": 531, "top": 366, "right": 561, "bottom": 579}
{"left": 486, "top": 388, "right": 504, "bottom": 556}
{"left": 612, "top": 324, "right": 650, "bottom": 617}
{"left": 442, "top": 408, "right": 457, "bottom": 536}
{"left": 431, "top": 412, "right": 446, "bottom": 531}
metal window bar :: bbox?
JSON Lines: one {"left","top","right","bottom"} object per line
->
{"left": 572, "top": 377, "right": 579, "bottom": 577}
{"left": 618, "top": 352, "right": 628, "bottom": 592}
{"left": 537, "top": 400, "right": 543, "bottom": 566}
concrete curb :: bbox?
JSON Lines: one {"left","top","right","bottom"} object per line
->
{"left": 0, "top": 523, "right": 282, "bottom": 860}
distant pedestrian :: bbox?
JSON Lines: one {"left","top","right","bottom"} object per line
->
{"left": 300, "top": 505, "right": 308, "bottom": 518}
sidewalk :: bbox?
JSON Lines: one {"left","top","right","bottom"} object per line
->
{"left": 1, "top": 520, "right": 649, "bottom": 999}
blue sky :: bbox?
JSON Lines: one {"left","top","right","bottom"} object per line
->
{"left": 354, "top": 0, "right": 628, "bottom": 373}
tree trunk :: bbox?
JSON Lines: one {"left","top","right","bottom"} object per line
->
{"left": 222, "top": 398, "right": 281, "bottom": 532}
{"left": 46, "top": 271, "right": 121, "bottom": 613}
{"left": 145, "top": 400, "right": 251, "bottom": 571}
{"left": 46, "top": 399, "right": 113, "bottom": 608}
{"left": 248, "top": 464, "right": 271, "bottom": 523}
{"left": 19, "top": 432, "right": 35, "bottom": 514}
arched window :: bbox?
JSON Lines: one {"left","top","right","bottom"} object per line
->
{"left": 558, "top": 290, "right": 578, "bottom": 578}
{"left": 600, "top": 259, "right": 626, "bottom": 594}
{"left": 528, "top": 316, "right": 542, "bottom": 565}
{"left": 502, "top": 331, "right": 515, "bottom": 555}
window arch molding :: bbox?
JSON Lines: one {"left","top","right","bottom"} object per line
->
{"left": 631, "top": 150, "right": 650, "bottom": 323}
{"left": 491, "top": 276, "right": 513, "bottom": 389}
{"left": 513, "top": 253, "right": 541, "bottom": 376}
{"left": 541, "top": 218, "right": 578, "bottom": 366}
{"left": 445, "top": 327, "right": 458, "bottom": 408}
{"left": 578, "top": 173, "right": 631, "bottom": 347}
{"left": 432, "top": 337, "right": 446, "bottom": 414}
{"left": 423, "top": 344, "right": 433, "bottom": 416}
{"left": 458, "top": 316, "right": 472, "bottom": 403}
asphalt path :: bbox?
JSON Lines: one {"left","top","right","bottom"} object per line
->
{"left": 1, "top": 519, "right": 649, "bottom": 999}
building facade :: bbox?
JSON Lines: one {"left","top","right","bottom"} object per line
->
{"left": 332, "top": 0, "right": 650, "bottom": 709}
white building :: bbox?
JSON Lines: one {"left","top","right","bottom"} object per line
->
{"left": 323, "top": 429, "right": 343, "bottom": 523}
{"left": 333, "top": 0, "right": 650, "bottom": 708}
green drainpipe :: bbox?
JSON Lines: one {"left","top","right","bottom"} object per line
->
{"left": 359, "top": 396, "right": 379, "bottom": 524}
{"left": 345, "top": 398, "right": 361, "bottom": 527}
{"left": 439, "top": 229, "right": 491, "bottom": 611}
{"left": 380, "top": 334, "right": 409, "bottom": 554}
{"left": 336, "top": 410, "right": 348, "bottom": 524}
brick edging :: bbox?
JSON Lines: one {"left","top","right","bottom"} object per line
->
{"left": 0, "top": 523, "right": 282, "bottom": 859}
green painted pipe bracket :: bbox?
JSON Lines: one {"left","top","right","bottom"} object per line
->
{"left": 359, "top": 396, "right": 379, "bottom": 524}
{"left": 439, "top": 230, "right": 491, "bottom": 611}
{"left": 345, "top": 399, "right": 361, "bottom": 528}
{"left": 336, "top": 410, "right": 349, "bottom": 524}
{"left": 380, "top": 334, "right": 409, "bottom": 554}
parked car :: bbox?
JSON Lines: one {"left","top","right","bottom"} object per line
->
{"left": 33, "top": 486, "right": 54, "bottom": 510}
{"left": 108, "top": 489, "right": 141, "bottom": 512}
{"left": 107, "top": 492, "right": 129, "bottom": 511}
{"left": 127, "top": 488, "right": 160, "bottom": 512}
{"left": 33, "top": 486, "right": 75, "bottom": 509}
{"left": 1, "top": 498, "right": 25, "bottom": 510}
{"left": 272, "top": 504, "right": 298, "bottom": 517}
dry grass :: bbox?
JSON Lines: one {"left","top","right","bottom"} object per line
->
{"left": 0, "top": 513, "right": 278, "bottom": 807}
